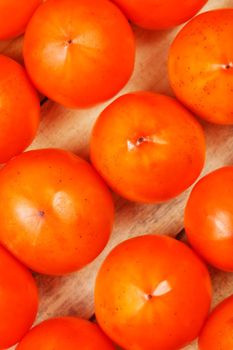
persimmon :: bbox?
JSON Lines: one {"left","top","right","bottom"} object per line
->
{"left": 185, "top": 167, "right": 233, "bottom": 271}
{"left": 90, "top": 92, "right": 205, "bottom": 203}
{"left": 112, "top": 0, "right": 207, "bottom": 30}
{"left": 16, "top": 317, "right": 115, "bottom": 350}
{"left": 0, "top": 55, "right": 40, "bottom": 164}
{"left": 23, "top": 0, "right": 135, "bottom": 108}
{"left": 0, "top": 245, "right": 38, "bottom": 349}
{"left": 0, "top": 0, "right": 41, "bottom": 40}
{"left": 95, "top": 235, "right": 211, "bottom": 350}
{"left": 199, "top": 295, "right": 233, "bottom": 350}
{"left": 0, "top": 149, "right": 114, "bottom": 275}
{"left": 169, "top": 9, "right": 233, "bottom": 124}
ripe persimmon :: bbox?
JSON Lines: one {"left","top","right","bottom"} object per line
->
{"left": 185, "top": 167, "right": 233, "bottom": 271}
{"left": 199, "top": 295, "right": 233, "bottom": 350}
{"left": 95, "top": 235, "right": 212, "bottom": 350}
{"left": 0, "top": 0, "right": 41, "bottom": 39}
{"left": 0, "top": 55, "right": 40, "bottom": 164}
{"left": 169, "top": 9, "right": 233, "bottom": 124}
{"left": 23, "top": 0, "right": 135, "bottom": 108}
{"left": 0, "top": 245, "right": 38, "bottom": 349}
{"left": 0, "top": 149, "right": 114, "bottom": 275}
{"left": 112, "top": 0, "right": 207, "bottom": 30}
{"left": 16, "top": 317, "right": 115, "bottom": 350}
{"left": 90, "top": 92, "right": 205, "bottom": 203}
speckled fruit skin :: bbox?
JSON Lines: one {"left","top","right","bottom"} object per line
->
{"left": 112, "top": 0, "right": 207, "bottom": 30}
{"left": 169, "top": 9, "right": 233, "bottom": 125}
{"left": 16, "top": 317, "right": 115, "bottom": 350}
{"left": 95, "top": 235, "right": 212, "bottom": 350}
{"left": 199, "top": 295, "right": 233, "bottom": 350}
{"left": 90, "top": 92, "right": 205, "bottom": 203}
{"left": 185, "top": 167, "right": 233, "bottom": 271}
{"left": 0, "top": 149, "right": 114, "bottom": 275}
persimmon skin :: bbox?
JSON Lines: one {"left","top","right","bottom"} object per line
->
{"left": 112, "top": 0, "right": 207, "bottom": 30}
{"left": 169, "top": 9, "right": 233, "bottom": 124}
{"left": 0, "top": 245, "right": 38, "bottom": 349}
{"left": 95, "top": 235, "right": 211, "bottom": 350}
{"left": 199, "top": 295, "right": 233, "bottom": 350}
{"left": 23, "top": 0, "right": 135, "bottom": 108}
{"left": 0, "top": 0, "right": 41, "bottom": 40}
{"left": 0, "top": 55, "right": 40, "bottom": 164}
{"left": 16, "top": 317, "right": 115, "bottom": 350}
{"left": 185, "top": 167, "right": 233, "bottom": 271}
{"left": 90, "top": 92, "right": 205, "bottom": 203}
{"left": 0, "top": 149, "right": 114, "bottom": 275}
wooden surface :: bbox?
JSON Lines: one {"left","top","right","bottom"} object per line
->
{"left": 1, "top": 1, "right": 233, "bottom": 349}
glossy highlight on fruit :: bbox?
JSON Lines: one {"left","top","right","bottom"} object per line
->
{"left": 185, "top": 166, "right": 233, "bottom": 271}
{"left": 0, "top": 245, "right": 38, "bottom": 349}
{"left": 95, "top": 234, "right": 212, "bottom": 350}
{"left": 0, "top": 149, "right": 114, "bottom": 275}
{"left": 112, "top": 0, "right": 207, "bottom": 29}
{"left": 199, "top": 295, "right": 233, "bottom": 350}
{"left": 0, "top": 0, "right": 41, "bottom": 39}
{"left": 23, "top": 0, "right": 135, "bottom": 108}
{"left": 0, "top": 55, "right": 40, "bottom": 164}
{"left": 91, "top": 92, "right": 205, "bottom": 203}
{"left": 16, "top": 317, "right": 115, "bottom": 350}
{"left": 169, "top": 9, "right": 233, "bottom": 124}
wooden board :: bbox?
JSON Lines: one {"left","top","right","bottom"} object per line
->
{"left": 1, "top": 1, "right": 233, "bottom": 349}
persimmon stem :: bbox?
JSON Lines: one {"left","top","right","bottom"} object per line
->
{"left": 38, "top": 210, "right": 45, "bottom": 217}
{"left": 224, "top": 62, "right": 233, "bottom": 70}
{"left": 136, "top": 136, "right": 147, "bottom": 146}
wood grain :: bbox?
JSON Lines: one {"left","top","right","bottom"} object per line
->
{"left": 0, "top": 35, "right": 23, "bottom": 63}
{"left": 1, "top": 1, "right": 233, "bottom": 349}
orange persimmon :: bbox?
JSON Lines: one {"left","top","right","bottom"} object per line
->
{"left": 0, "top": 245, "right": 38, "bottom": 349}
{"left": 0, "top": 149, "right": 114, "bottom": 275}
{"left": 16, "top": 317, "right": 115, "bottom": 350}
{"left": 199, "top": 295, "right": 233, "bottom": 350}
{"left": 0, "top": 55, "right": 40, "bottom": 164}
{"left": 0, "top": 0, "right": 41, "bottom": 39}
{"left": 185, "top": 167, "right": 233, "bottom": 271}
{"left": 95, "top": 235, "right": 212, "bottom": 350}
{"left": 169, "top": 9, "right": 233, "bottom": 124}
{"left": 91, "top": 92, "right": 205, "bottom": 203}
{"left": 23, "top": 0, "right": 135, "bottom": 108}
{"left": 112, "top": 0, "right": 207, "bottom": 30}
